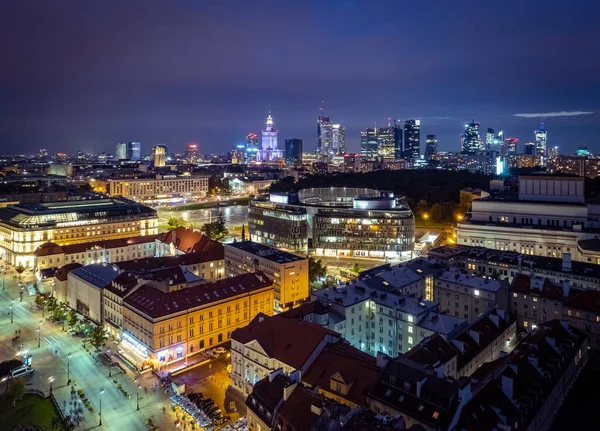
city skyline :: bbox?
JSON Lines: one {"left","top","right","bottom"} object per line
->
{"left": 1, "top": 0, "right": 599, "bottom": 155}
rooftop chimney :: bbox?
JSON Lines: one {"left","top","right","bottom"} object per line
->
{"left": 562, "top": 253, "right": 572, "bottom": 272}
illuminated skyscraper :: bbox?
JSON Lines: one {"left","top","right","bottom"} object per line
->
{"left": 285, "top": 139, "right": 303, "bottom": 166}
{"left": 258, "top": 113, "right": 282, "bottom": 162}
{"left": 152, "top": 144, "right": 167, "bottom": 167}
{"left": 245, "top": 132, "right": 259, "bottom": 163}
{"left": 404, "top": 119, "right": 420, "bottom": 159}
{"left": 524, "top": 142, "right": 536, "bottom": 155}
{"left": 332, "top": 124, "right": 345, "bottom": 155}
{"left": 377, "top": 125, "right": 396, "bottom": 159}
{"left": 503, "top": 137, "right": 518, "bottom": 155}
{"left": 116, "top": 142, "right": 127, "bottom": 160}
{"left": 535, "top": 123, "right": 547, "bottom": 164}
{"left": 485, "top": 128, "right": 495, "bottom": 150}
{"left": 317, "top": 116, "right": 333, "bottom": 158}
{"left": 425, "top": 134, "right": 438, "bottom": 161}
{"left": 185, "top": 143, "right": 199, "bottom": 163}
{"left": 116, "top": 142, "right": 141, "bottom": 160}
{"left": 393, "top": 121, "right": 403, "bottom": 160}
{"left": 461, "top": 121, "right": 481, "bottom": 154}
{"left": 549, "top": 146, "right": 559, "bottom": 159}
{"left": 360, "top": 128, "right": 378, "bottom": 161}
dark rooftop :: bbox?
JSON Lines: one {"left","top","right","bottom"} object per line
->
{"left": 226, "top": 241, "right": 305, "bottom": 263}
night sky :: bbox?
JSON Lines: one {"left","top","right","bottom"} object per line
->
{"left": 1, "top": 0, "right": 599, "bottom": 156}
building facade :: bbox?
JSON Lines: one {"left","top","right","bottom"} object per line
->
{"left": 284, "top": 139, "right": 302, "bottom": 166}
{"left": 258, "top": 114, "right": 283, "bottom": 162}
{"left": 108, "top": 175, "right": 209, "bottom": 203}
{"left": 403, "top": 119, "right": 420, "bottom": 160}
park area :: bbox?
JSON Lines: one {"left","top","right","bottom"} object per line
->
{"left": 0, "top": 392, "right": 61, "bottom": 430}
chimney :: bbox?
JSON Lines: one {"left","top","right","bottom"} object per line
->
{"left": 501, "top": 375, "right": 513, "bottom": 400}
{"left": 283, "top": 382, "right": 298, "bottom": 401}
{"left": 562, "top": 253, "right": 572, "bottom": 272}
{"left": 310, "top": 403, "right": 323, "bottom": 416}
{"left": 416, "top": 377, "right": 427, "bottom": 398}
{"left": 562, "top": 281, "right": 571, "bottom": 298}
{"left": 376, "top": 351, "right": 390, "bottom": 368}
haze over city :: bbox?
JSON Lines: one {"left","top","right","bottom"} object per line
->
{"left": 1, "top": 0, "right": 599, "bottom": 155}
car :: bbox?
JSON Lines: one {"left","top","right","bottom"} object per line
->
{"left": 199, "top": 398, "right": 214, "bottom": 409}
{"left": 213, "top": 347, "right": 227, "bottom": 355}
{"left": 11, "top": 366, "right": 34, "bottom": 378}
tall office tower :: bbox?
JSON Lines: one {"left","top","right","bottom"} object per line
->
{"left": 548, "top": 146, "right": 559, "bottom": 159}
{"left": 393, "top": 121, "right": 403, "bottom": 160}
{"left": 535, "top": 123, "right": 547, "bottom": 164}
{"left": 425, "top": 134, "right": 438, "bottom": 161}
{"left": 258, "top": 113, "right": 282, "bottom": 162}
{"left": 503, "top": 137, "right": 518, "bottom": 155}
{"left": 524, "top": 142, "right": 536, "bottom": 155}
{"left": 377, "top": 125, "right": 396, "bottom": 159}
{"left": 461, "top": 121, "right": 481, "bottom": 154}
{"left": 129, "top": 142, "right": 141, "bottom": 160}
{"left": 485, "top": 128, "right": 495, "bottom": 150}
{"left": 245, "top": 132, "right": 259, "bottom": 163}
{"left": 360, "top": 128, "right": 379, "bottom": 161}
{"left": 231, "top": 145, "right": 246, "bottom": 164}
{"left": 285, "top": 139, "right": 303, "bottom": 166}
{"left": 403, "top": 119, "right": 421, "bottom": 159}
{"left": 185, "top": 143, "right": 199, "bottom": 163}
{"left": 332, "top": 124, "right": 345, "bottom": 155}
{"left": 152, "top": 144, "right": 167, "bottom": 167}
{"left": 116, "top": 142, "right": 127, "bottom": 160}
{"left": 317, "top": 116, "right": 333, "bottom": 158}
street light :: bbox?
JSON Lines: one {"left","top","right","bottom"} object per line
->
{"left": 107, "top": 349, "right": 112, "bottom": 377}
{"left": 99, "top": 388, "right": 104, "bottom": 426}
{"left": 1, "top": 377, "right": 8, "bottom": 392}
{"left": 37, "top": 327, "right": 40, "bottom": 347}
{"left": 48, "top": 376, "right": 54, "bottom": 395}
{"left": 9, "top": 300, "right": 14, "bottom": 324}
{"left": 67, "top": 353, "right": 72, "bottom": 385}
{"left": 135, "top": 378, "right": 141, "bottom": 411}
{"left": 42, "top": 299, "right": 46, "bottom": 318}
{"left": 62, "top": 311, "right": 67, "bottom": 331}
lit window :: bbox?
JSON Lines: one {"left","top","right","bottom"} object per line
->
{"left": 408, "top": 326, "right": 413, "bottom": 334}
{"left": 524, "top": 321, "right": 528, "bottom": 328}
{"left": 513, "top": 293, "right": 517, "bottom": 297}
{"left": 474, "top": 289, "right": 480, "bottom": 297}
{"left": 408, "top": 336, "right": 413, "bottom": 345}
{"left": 407, "top": 315, "right": 414, "bottom": 323}
{"left": 533, "top": 297, "right": 538, "bottom": 302}
{"left": 568, "top": 310, "right": 572, "bottom": 316}
{"left": 433, "top": 411, "right": 440, "bottom": 419}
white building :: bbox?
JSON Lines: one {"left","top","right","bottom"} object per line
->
{"left": 457, "top": 175, "right": 600, "bottom": 263}
{"left": 108, "top": 174, "right": 209, "bottom": 203}
{"left": 257, "top": 113, "right": 283, "bottom": 162}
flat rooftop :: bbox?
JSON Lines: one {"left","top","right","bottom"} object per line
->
{"left": 226, "top": 241, "right": 305, "bottom": 263}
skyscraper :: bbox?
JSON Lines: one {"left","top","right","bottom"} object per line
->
{"left": 152, "top": 144, "right": 167, "bottom": 167}
{"left": 503, "top": 137, "right": 518, "bottom": 155}
{"left": 425, "top": 134, "right": 438, "bottom": 161}
{"left": 116, "top": 142, "right": 127, "bottom": 160}
{"left": 535, "top": 123, "right": 547, "bottom": 163}
{"left": 258, "top": 113, "right": 282, "bottom": 162}
{"left": 317, "top": 116, "right": 333, "bottom": 158}
{"left": 485, "top": 128, "right": 495, "bottom": 150}
{"left": 377, "top": 125, "right": 396, "bottom": 159}
{"left": 393, "top": 121, "right": 403, "bottom": 160}
{"left": 332, "top": 124, "right": 345, "bottom": 155}
{"left": 185, "top": 143, "right": 199, "bottom": 163}
{"left": 285, "top": 139, "right": 303, "bottom": 166}
{"left": 549, "top": 146, "right": 559, "bottom": 159}
{"left": 246, "top": 132, "right": 259, "bottom": 163}
{"left": 115, "top": 142, "right": 141, "bottom": 160}
{"left": 360, "top": 128, "right": 378, "bottom": 161}
{"left": 524, "top": 142, "right": 536, "bottom": 155}
{"left": 461, "top": 121, "right": 481, "bottom": 154}
{"left": 403, "top": 119, "right": 420, "bottom": 159}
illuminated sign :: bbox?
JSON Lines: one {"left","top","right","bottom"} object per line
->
{"left": 121, "top": 332, "right": 149, "bottom": 358}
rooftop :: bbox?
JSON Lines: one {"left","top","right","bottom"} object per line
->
{"left": 35, "top": 234, "right": 159, "bottom": 257}
{"left": 437, "top": 270, "right": 504, "bottom": 292}
{"left": 124, "top": 272, "right": 272, "bottom": 319}
{"left": 69, "top": 263, "right": 120, "bottom": 288}
{"left": 417, "top": 312, "right": 467, "bottom": 337}
{"left": 232, "top": 314, "right": 339, "bottom": 370}
{"left": 226, "top": 241, "right": 305, "bottom": 263}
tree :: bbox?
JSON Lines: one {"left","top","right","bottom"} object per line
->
{"left": 45, "top": 296, "right": 58, "bottom": 314}
{"left": 308, "top": 257, "right": 327, "bottom": 284}
{"left": 430, "top": 203, "right": 444, "bottom": 221}
{"left": 166, "top": 216, "right": 186, "bottom": 230}
{"left": 350, "top": 263, "right": 361, "bottom": 274}
{"left": 8, "top": 377, "right": 25, "bottom": 407}
{"left": 241, "top": 224, "right": 246, "bottom": 241}
{"left": 52, "top": 416, "right": 75, "bottom": 431}
{"left": 67, "top": 309, "right": 79, "bottom": 329}
{"left": 15, "top": 265, "right": 25, "bottom": 279}
{"left": 201, "top": 213, "right": 229, "bottom": 242}
{"left": 89, "top": 326, "right": 108, "bottom": 349}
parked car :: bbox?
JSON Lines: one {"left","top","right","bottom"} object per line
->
{"left": 11, "top": 366, "right": 34, "bottom": 378}
{"left": 213, "top": 347, "right": 227, "bottom": 355}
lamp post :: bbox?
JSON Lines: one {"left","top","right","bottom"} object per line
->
{"left": 37, "top": 324, "right": 41, "bottom": 348}
{"left": 135, "top": 378, "right": 141, "bottom": 411}
{"left": 42, "top": 299, "right": 46, "bottom": 318}
{"left": 108, "top": 349, "right": 112, "bottom": 377}
{"left": 62, "top": 311, "right": 66, "bottom": 331}
{"left": 99, "top": 388, "right": 104, "bottom": 426}
{"left": 48, "top": 376, "right": 54, "bottom": 395}
{"left": 9, "top": 300, "right": 14, "bottom": 324}
{"left": 67, "top": 353, "right": 72, "bottom": 385}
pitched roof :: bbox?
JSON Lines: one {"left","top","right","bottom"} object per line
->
{"left": 123, "top": 272, "right": 272, "bottom": 319}
{"left": 232, "top": 315, "right": 338, "bottom": 370}
{"left": 246, "top": 373, "right": 289, "bottom": 427}
{"left": 511, "top": 273, "right": 570, "bottom": 301}
{"left": 303, "top": 340, "right": 380, "bottom": 406}
{"left": 563, "top": 289, "right": 600, "bottom": 314}
{"left": 158, "top": 227, "right": 210, "bottom": 254}
{"left": 403, "top": 333, "right": 458, "bottom": 368}
{"left": 34, "top": 234, "right": 159, "bottom": 257}
{"left": 55, "top": 262, "right": 83, "bottom": 281}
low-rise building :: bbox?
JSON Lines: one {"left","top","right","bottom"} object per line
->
{"left": 224, "top": 241, "right": 309, "bottom": 312}
{"left": 108, "top": 174, "right": 209, "bottom": 203}
{"left": 230, "top": 314, "right": 340, "bottom": 397}
{"left": 433, "top": 270, "right": 508, "bottom": 320}
{"left": 122, "top": 272, "right": 273, "bottom": 368}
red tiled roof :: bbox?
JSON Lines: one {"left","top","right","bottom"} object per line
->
{"left": 55, "top": 262, "right": 83, "bottom": 281}
{"left": 303, "top": 340, "right": 380, "bottom": 406}
{"left": 123, "top": 272, "right": 272, "bottom": 319}
{"left": 274, "top": 384, "right": 343, "bottom": 431}
{"left": 563, "top": 289, "right": 600, "bottom": 314}
{"left": 34, "top": 242, "right": 64, "bottom": 257}
{"left": 232, "top": 315, "right": 339, "bottom": 370}
{"left": 104, "top": 271, "right": 140, "bottom": 297}
{"left": 34, "top": 235, "right": 159, "bottom": 257}
{"left": 159, "top": 227, "right": 209, "bottom": 254}
{"left": 511, "top": 273, "right": 567, "bottom": 300}
{"left": 403, "top": 333, "right": 457, "bottom": 367}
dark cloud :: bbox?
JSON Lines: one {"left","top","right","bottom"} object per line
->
{"left": 0, "top": 0, "right": 599, "bottom": 155}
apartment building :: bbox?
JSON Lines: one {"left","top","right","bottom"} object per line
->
{"left": 122, "top": 272, "right": 273, "bottom": 368}
{"left": 108, "top": 174, "right": 209, "bottom": 203}
{"left": 230, "top": 314, "right": 340, "bottom": 397}
{"left": 433, "top": 270, "right": 509, "bottom": 320}
{"left": 224, "top": 241, "right": 309, "bottom": 312}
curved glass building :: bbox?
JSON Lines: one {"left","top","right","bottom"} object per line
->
{"left": 248, "top": 187, "right": 415, "bottom": 258}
